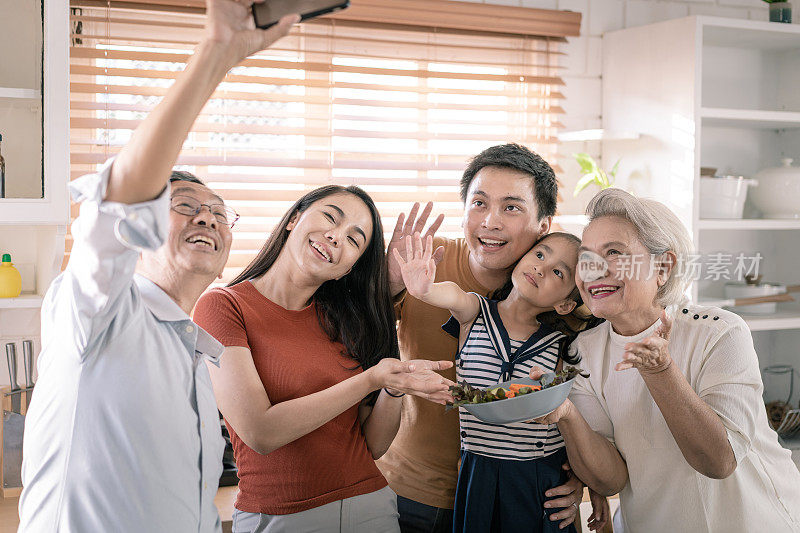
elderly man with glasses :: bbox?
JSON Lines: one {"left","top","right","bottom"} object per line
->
{"left": 18, "top": 2, "right": 297, "bottom": 532}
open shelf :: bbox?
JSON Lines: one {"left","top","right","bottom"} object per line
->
{"left": 700, "top": 107, "right": 800, "bottom": 129}
{"left": 701, "top": 15, "right": 800, "bottom": 50}
{"left": 698, "top": 219, "right": 800, "bottom": 230}
{"left": 699, "top": 300, "right": 800, "bottom": 332}
{"left": 0, "top": 295, "right": 43, "bottom": 310}
{"left": 604, "top": 18, "right": 800, "bottom": 418}
{"left": 557, "top": 129, "right": 640, "bottom": 142}
{"left": 740, "top": 308, "right": 800, "bottom": 332}
{"left": 0, "top": 87, "right": 41, "bottom": 104}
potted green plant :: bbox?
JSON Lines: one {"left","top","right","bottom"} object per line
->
{"left": 764, "top": 0, "right": 791, "bottom": 23}
{"left": 572, "top": 153, "right": 620, "bottom": 197}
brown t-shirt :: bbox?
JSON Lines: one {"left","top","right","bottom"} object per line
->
{"left": 193, "top": 281, "right": 387, "bottom": 515}
{"left": 376, "top": 237, "right": 492, "bottom": 509}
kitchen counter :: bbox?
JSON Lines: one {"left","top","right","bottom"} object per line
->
{"left": 0, "top": 486, "right": 239, "bottom": 533}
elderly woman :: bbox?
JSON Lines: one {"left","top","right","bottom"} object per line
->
{"left": 533, "top": 188, "right": 800, "bottom": 532}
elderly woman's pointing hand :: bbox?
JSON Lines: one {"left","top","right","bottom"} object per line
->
{"left": 616, "top": 308, "right": 672, "bottom": 373}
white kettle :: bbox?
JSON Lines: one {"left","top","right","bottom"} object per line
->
{"left": 749, "top": 158, "right": 800, "bottom": 219}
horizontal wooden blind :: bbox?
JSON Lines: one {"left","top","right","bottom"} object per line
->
{"left": 68, "top": 2, "right": 570, "bottom": 282}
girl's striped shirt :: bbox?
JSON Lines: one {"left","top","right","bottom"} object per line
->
{"left": 443, "top": 296, "right": 567, "bottom": 461}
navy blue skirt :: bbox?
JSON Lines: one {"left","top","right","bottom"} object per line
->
{"left": 453, "top": 448, "right": 579, "bottom": 533}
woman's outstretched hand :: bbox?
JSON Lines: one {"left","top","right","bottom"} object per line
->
{"left": 372, "top": 358, "right": 455, "bottom": 404}
{"left": 204, "top": 0, "right": 299, "bottom": 67}
{"left": 392, "top": 233, "right": 438, "bottom": 300}
{"left": 616, "top": 308, "right": 673, "bottom": 374}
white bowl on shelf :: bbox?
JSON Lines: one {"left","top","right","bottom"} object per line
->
{"left": 699, "top": 176, "right": 757, "bottom": 219}
{"left": 749, "top": 159, "right": 800, "bottom": 219}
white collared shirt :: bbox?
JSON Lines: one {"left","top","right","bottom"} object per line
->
{"left": 569, "top": 301, "right": 800, "bottom": 533}
{"left": 19, "top": 159, "right": 225, "bottom": 532}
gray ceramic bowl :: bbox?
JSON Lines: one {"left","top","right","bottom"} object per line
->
{"left": 461, "top": 373, "right": 573, "bottom": 424}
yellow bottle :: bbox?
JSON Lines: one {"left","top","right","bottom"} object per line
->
{"left": 0, "top": 254, "right": 22, "bottom": 298}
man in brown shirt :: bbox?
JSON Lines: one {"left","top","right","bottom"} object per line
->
{"left": 377, "top": 144, "right": 587, "bottom": 531}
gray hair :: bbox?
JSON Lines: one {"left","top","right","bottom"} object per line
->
{"left": 585, "top": 188, "right": 692, "bottom": 307}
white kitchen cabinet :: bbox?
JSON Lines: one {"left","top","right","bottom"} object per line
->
{"left": 0, "top": 0, "right": 69, "bottom": 388}
{"left": 602, "top": 16, "right": 800, "bottom": 463}
{"left": 0, "top": 0, "right": 69, "bottom": 294}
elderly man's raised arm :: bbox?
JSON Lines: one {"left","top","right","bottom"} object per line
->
{"left": 53, "top": 1, "right": 298, "bottom": 351}
{"left": 106, "top": 3, "right": 298, "bottom": 204}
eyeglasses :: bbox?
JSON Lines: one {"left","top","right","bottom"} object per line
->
{"left": 170, "top": 195, "right": 240, "bottom": 228}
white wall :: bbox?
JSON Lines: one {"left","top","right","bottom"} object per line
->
{"left": 471, "top": 0, "right": 779, "bottom": 214}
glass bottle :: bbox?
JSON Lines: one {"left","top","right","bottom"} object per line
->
{"left": 762, "top": 364, "right": 796, "bottom": 405}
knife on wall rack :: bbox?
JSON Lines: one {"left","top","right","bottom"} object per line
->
{"left": 4, "top": 343, "right": 20, "bottom": 414}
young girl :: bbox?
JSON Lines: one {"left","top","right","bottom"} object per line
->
{"left": 394, "top": 231, "right": 592, "bottom": 533}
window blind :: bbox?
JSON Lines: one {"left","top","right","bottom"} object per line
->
{"left": 68, "top": 1, "right": 573, "bottom": 282}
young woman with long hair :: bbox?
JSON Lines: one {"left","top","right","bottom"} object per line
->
{"left": 194, "top": 185, "right": 453, "bottom": 533}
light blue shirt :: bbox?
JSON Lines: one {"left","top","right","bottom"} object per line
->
{"left": 19, "top": 159, "right": 225, "bottom": 532}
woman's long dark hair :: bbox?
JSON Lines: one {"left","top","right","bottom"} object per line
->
{"left": 492, "top": 232, "right": 604, "bottom": 365}
{"left": 229, "top": 185, "right": 399, "bottom": 370}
